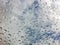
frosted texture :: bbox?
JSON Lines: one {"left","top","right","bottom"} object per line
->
{"left": 0, "top": 0, "right": 60, "bottom": 45}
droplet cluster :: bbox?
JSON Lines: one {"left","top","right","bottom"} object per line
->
{"left": 1, "top": 0, "right": 60, "bottom": 45}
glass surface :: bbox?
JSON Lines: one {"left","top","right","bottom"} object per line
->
{"left": 0, "top": 0, "right": 60, "bottom": 45}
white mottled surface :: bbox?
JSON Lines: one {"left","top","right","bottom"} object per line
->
{"left": 0, "top": 0, "right": 60, "bottom": 45}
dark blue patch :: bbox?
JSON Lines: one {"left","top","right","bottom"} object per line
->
{"left": 55, "top": 32, "right": 60, "bottom": 40}
{"left": 45, "top": 31, "right": 55, "bottom": 37}
{"left": 30, "top": 33, "right": 42, "bottom": 43}
{"left": 35, "top": 33, "right": 42, "bottom": 40}
{"left": 33, "top": 0, "right": 39, "bottom": 8}
{"left": 26, "top": 27, "right": 43, "bottom": 43}
{"left": 32, "top": 0, "right": 39, "bottom": 18}
{"left": 50, "top": 32, "right": 60, "bottom": 40}
{"left": 26, "top": 28, "right": 35, "bottom": 36}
